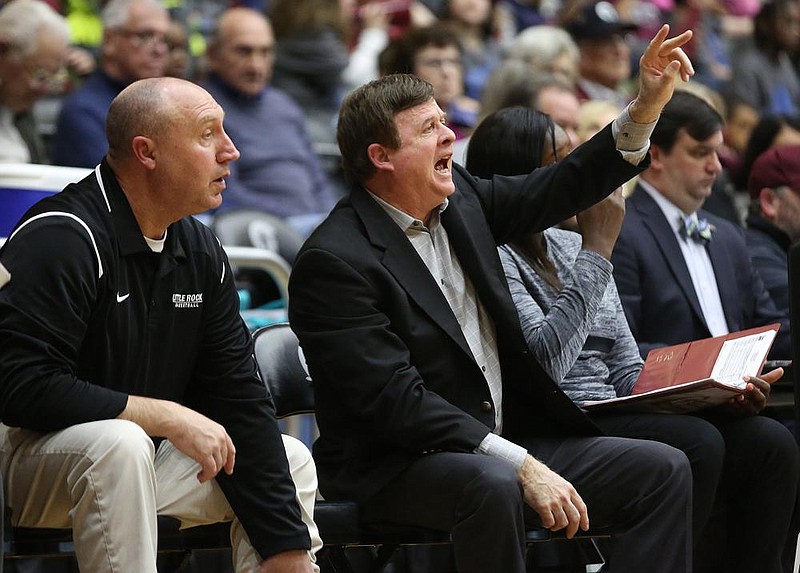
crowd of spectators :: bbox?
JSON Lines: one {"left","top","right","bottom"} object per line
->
{"left": 3, "top": 0, "right": 800, "bottom": 233}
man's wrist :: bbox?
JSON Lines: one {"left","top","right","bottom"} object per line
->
{"left": 627, "top": 98, "right": 660, "bottom": 125}
{"left": 258, "top": 549, "right": 313, "bottom": 573}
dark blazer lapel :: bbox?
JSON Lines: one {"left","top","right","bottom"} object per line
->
{"left": 703, "top": 211, "right": 738, "bottom": 330}
{"left": 630, "top": 186, "right": 709, "bottom": 330}
{"left": 350, "top": 188, "right": 474, "bottom": 358}
{"left": 441, "top": 190, "right": 525, "bottom": 342}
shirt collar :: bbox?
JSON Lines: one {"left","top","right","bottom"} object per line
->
{"left": 366, "top": 188, "right": 449, "bottom": 232}
{"left": 98, "top": 160, "right": 185, "bottom": 259}
{"left": 639, "top": 179, "right": 695, "bottom": 235}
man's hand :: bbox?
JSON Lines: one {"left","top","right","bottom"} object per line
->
{"left": 257, "top": 549, "right": 315, "bottom": 573}
{"left": 120, "top": 396, "right": 236, "bottom": 482}
{"left": 578, "top": 188, "right": 626, "bottom": 260}
{"left": 629, "top": 25, "right": 695, "bottom": 124}
{"left": 164, "top": 404, "right": 236, "bottom": 482}
{"left": 518, "top": 455, "right": 589, "bottom": 538}
{"left": 715, "top": 367, "right": 782, "bottom": 417}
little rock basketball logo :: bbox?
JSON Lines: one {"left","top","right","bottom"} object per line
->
{"left": 172, "top": 292, "right": 203, "bottom": 309}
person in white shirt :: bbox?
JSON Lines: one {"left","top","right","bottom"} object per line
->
{"left": 0, "top": 0, "right": 69, "bottom": 164}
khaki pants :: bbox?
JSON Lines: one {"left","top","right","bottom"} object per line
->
{"left": 0, "top": 420, "right": 322, "bottom": 572}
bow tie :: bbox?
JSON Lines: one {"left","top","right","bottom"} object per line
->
{"left": 679, "top": 216, "right": 714, "bottom": 244}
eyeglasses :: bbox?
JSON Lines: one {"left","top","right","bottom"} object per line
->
{"left": 25, "top": 64, "right": 69, "bottom": 92}
{"left": 116, "top": 29, "right": 169, "bottom": 49}
{"left": 5, "top": 45, "right": 69, "bottom": 92}
{"left": 415, "top": 57, "right": 462, "bottom": 71}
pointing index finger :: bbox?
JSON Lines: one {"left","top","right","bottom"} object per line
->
{"left": 647, "top": 23, "right": 670, "bottom": 49}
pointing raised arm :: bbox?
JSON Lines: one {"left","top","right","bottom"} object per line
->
{"left": 629, "top": 25, "right": 694, "bottom": 124}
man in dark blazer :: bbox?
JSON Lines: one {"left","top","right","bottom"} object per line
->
{"left": 612, "top": 91, "right": 791, "bottom": 359}
{"left": 290, "top": 27, "right": 696, "bottom": 573}
{"left": 611, "top": 90, "right": 798, "bottom": 573}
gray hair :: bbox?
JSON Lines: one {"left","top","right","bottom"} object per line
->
{"left": 0, "top": 0, "right": 69, "bottom": 59}
{"left": 505, "top": 25, "right": 579, "bottom": 79}
{"left": 102, "top": 0, "right": 165, "bottom": 30}
{"left": 479, "top": 62, "right": 573, "bottom": 122}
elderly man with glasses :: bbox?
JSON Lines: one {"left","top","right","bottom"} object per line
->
{"left": 51, "top": 0, "right": 169, "bottom": 168}
{"left": 0, "top": 0, "right": 70, "bottom": 164}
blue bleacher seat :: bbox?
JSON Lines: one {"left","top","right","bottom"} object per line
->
{"left": 0, "top": 163, "right": 91, "bottom": 237}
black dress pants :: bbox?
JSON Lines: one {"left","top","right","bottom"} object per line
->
{"left": 360, "top": 435, "right": 692, "bottom": 573}
{"left": 592, "top": 412, "right": 800, "bottom": 573}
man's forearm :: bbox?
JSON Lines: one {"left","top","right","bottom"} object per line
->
{"left": 120, "top": 395, "right": 236, "bottom": 482}
{"left": 118, "top": 395, "right": 183, "bottom": 437}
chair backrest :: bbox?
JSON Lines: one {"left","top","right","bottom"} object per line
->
{"left": 223, "top": 245, "right": 291, "bottom": 307}
{"left": 212, "top": 209, "right": 304, "bottom": 265}
{"left": 252, "top": 323, "right": 315, "bottom": 418}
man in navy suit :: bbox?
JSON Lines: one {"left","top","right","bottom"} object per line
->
{"left": 290, "top": 27, "right": 697, "bottom": 573}
{"left": 611, "top": 89, "right": 798, "bottom": 573}
{"left": 613, "top": 90, "right": 791, "bottom": 359}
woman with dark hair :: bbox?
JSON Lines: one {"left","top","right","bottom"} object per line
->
{"left": 466, "top": 106, "right": 638, "bottom": 404}
{"left": 466, "top": 105, "right": 796, "bottom": 573}
{"left": 465, "top": 105, "right": 578, "bottom": 265}
{"left": 465, "top": 106, "right": 567, "bottom": 176}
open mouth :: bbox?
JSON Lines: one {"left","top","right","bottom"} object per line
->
{"left": 435, "top": 156, "right": 451, "bottom": 174}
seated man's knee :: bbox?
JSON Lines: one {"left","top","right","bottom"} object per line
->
{"left": 282, "top": 434, "right": 316, "bottom": 482}
{"left": 65, "top": 420, "right": 156, "bottom": 489}
{"left": 633, "top": 440, "right": 692, "bottom": 492}
{"left": 460, "top": 459, "right": 523, "bottom": 515}
{"left": 84, "top": 419, "right": 154, "bottom": 463}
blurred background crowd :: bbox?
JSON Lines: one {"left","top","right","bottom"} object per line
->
{"left": 2, "top": 0, "right": 799, "bottom": 236}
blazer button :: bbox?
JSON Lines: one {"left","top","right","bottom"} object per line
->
{"left": 480, "top": 400, "right": 493, "bottom": 412}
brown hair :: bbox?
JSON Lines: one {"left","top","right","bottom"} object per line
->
{"left": 337, "top": 74, "right": 434, "bottom": 184}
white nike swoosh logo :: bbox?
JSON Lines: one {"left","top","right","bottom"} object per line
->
{"left": 116, "top": 292, "right": 130, "bottom": 303}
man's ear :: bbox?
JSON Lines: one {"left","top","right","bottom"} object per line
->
{"left": 131, "top": 135, "right": 157, "bottom": 170}
{"left": 759, "top": 187, "right": 780, "bottom": 221}
{"left": 367, "top": 142, "right": 394, "bottom": 173}
{"left": 648, "top": 144, "right": 665, "bottom": 171}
